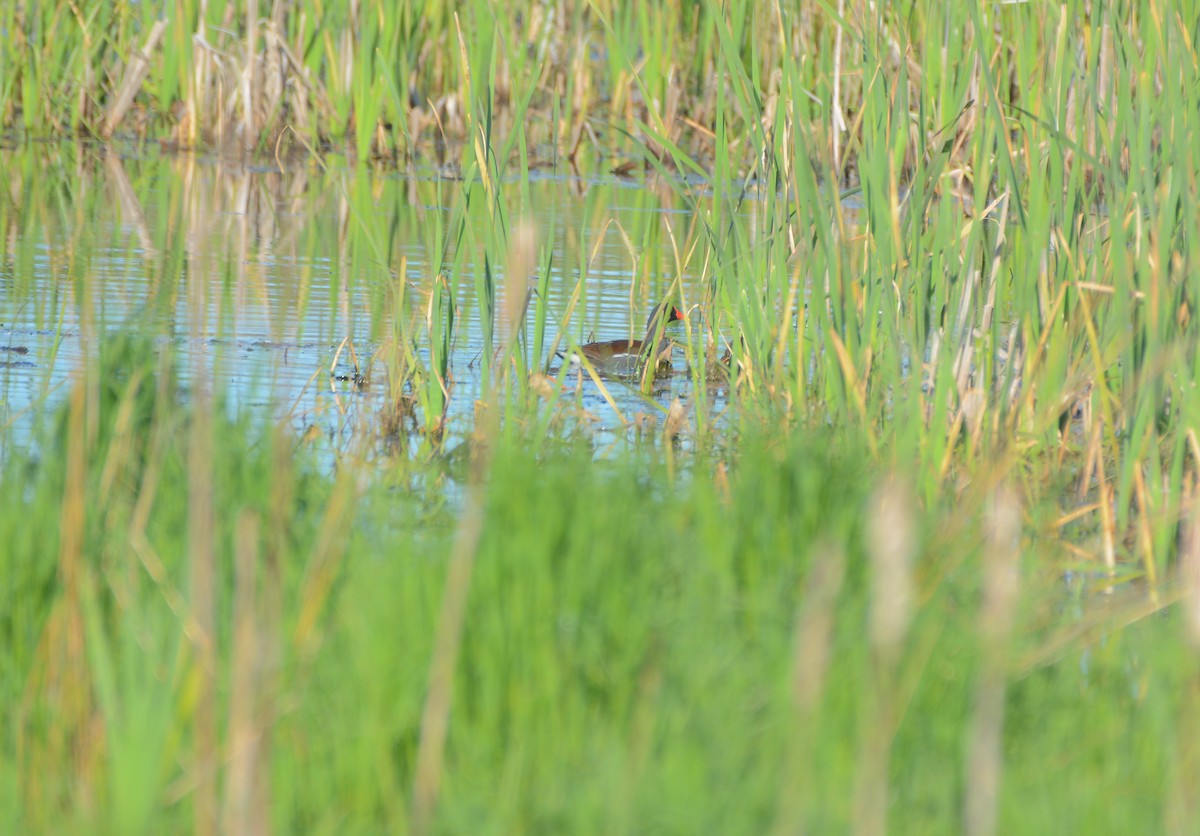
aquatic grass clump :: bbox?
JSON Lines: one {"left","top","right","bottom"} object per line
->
{"left": 0, "top": 0, "right": 1181, "bottom": 183}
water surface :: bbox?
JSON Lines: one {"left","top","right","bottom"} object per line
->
{"left": 0, "top": 144, "right": 757, "bottom": 457}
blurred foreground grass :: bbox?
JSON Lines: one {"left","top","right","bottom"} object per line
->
{"left": 1, "top": 334, "right": 1197, "bottom": 833}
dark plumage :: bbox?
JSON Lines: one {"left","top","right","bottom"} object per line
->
{"left": 569, "top": 302, "right": 684, "bottom": 376}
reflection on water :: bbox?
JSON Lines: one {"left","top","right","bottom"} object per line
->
{"left": 0, "top": 144, "right": 756, "bottom": 458}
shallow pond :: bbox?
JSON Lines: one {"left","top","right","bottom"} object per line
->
{"left": 0, "top": 144, "right": 766, "bottom": 456}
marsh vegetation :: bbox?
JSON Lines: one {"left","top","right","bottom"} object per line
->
{"left": 3, "top": 0, "right": 1200, "bottom": 832}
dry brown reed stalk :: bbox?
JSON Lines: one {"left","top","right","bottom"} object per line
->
{"left": 773, "top": 540, "right": 847, "bottom": 836}
{"left": 262, "top": 12, "right": 285, "bottom": 142}
{"left": 258, "top": 432, "right": 288, "bottom": 812}
{"left": 867, "top": 480, "right": 915, "bottom": 653}
{"left": 713, "top": 460, "right": 732, "bottom": 506}
{"left": 102, "top": 19, "right": 168, "bottom": 139}
{"left": 854, "top": 478, "right": 915, "bottom": 836}
{"left": 501, "top": 223, "right": 538, "bottom": 368}
{"left": 422, "top": 277, "right": 453, "bottom": 433}
{"left": 827, "top": 326, "right": 877, "bottom": 456}
{"left": 1077, "top": 415, "right": 1101, "bottom": 503}
{"left": 188, "top": 366, "right": 218, "bottom": 836}
{"left": 243, "top": 0, "right": 258, "bottom": 149}
{"left": 1094, "top": 423, "right": 1118, "bottom": 581}
{"left": 184, "top": 0, "right": 211, "bottom": 147}
{"left": 662, "top": 396, "right": 687, "bottom": 481}
{"left": 1133, "top": 466, "right": 1159, "bottom": 594}
{"left": 964, "top": 486, "right": 1021, "bottom": 836}
{"left": 663, "top": 396, "right": 687, "bottom": 442}
{"left": 831, "top": 0, "right": 847, "bottom": 171}
{"left": 224, "top": 511, "right": 269, "bottom": 836}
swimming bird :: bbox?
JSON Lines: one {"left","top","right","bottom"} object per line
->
{"left": 569, "top": 301, "right": 684, "bottom": 377}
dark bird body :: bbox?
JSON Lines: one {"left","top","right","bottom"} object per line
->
{"left": 569, "top": 302, "right": 684, "bottom": 377}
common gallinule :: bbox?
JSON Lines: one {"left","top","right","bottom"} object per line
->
{"left": 570, "top": 301, "right": 684, "bottom": 377}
